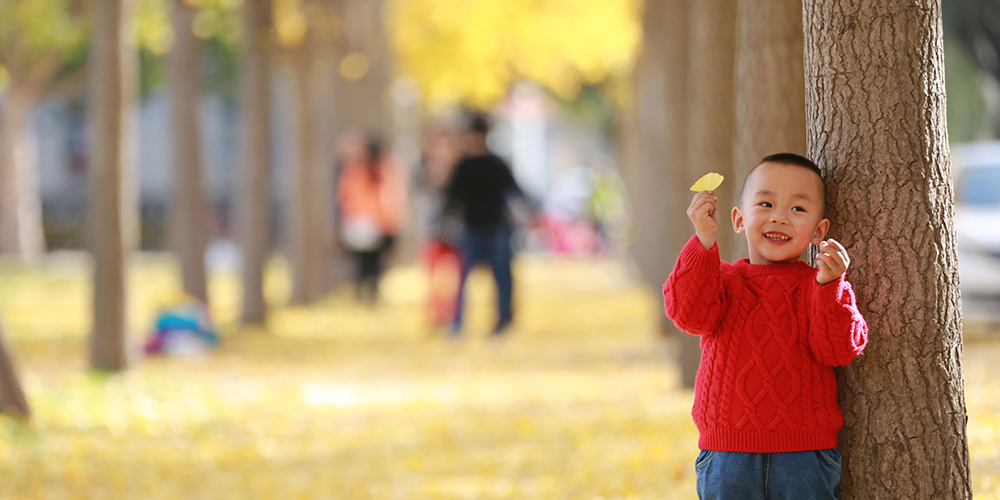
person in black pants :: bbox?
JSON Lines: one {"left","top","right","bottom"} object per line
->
{"left": 444, "top": 114, "right": 528, "bottom": 336}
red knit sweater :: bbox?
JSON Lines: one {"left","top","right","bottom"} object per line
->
{"left": 663, "top": 236, "right": 868, "bottom": 453}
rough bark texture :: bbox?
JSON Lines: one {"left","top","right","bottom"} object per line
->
{"left": 802, "top": 1, "right": 971, "bottom": 498}
{"left": 730, "top": 0, "right": 807, "bottom": 259}
{"left": 287, "top": 47, "right": 324, "bottom": 304}
{"left": 170, "top": 0, "right": 209, "bottom": 303}
{"left": 0, "top": 320, "right": 30, "bottom": 419}
{"left": 88, "top": 0, "right": 132, "bottom": 371}
{"left": 238, "top": 0, "right": 273, "bottom": 325}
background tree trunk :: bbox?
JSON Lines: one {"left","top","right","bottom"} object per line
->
{"left": 170, "top": 0, "right": 209, "bottom": 302}
{"left": 0, "top": 54, "right": 59, "bottom": 262}
{"left": 629, "top": 0, "right": 672, "bottom": 289}
{"left": 729, "top": 0, "right": 807, "bottom": 259}
{"left": 309, "top": 12, "right": 339, "bottom": 293}
{"left": 238, "top": 0, "right": 273, "bottom": 325}
{"left": 341, "top": 0, "right": 393, "bottom": 140}
{"left": 88, "top": 0, "right": 134, "bottom": 371}
{"left": 679, "top": 0, "right": 738, "bottom": 388}
{"left": 0, "top": 85, "right": 46, "bottom": 261}
{"left": 803, "top": 1, "right": 971, "bottom": 498}
{"left": 628, "top": 0, "right": 698, "bottom": 388}
{"left": 0, "top": 320, "right": 30, "bottom": 419}
{"left": 287, "top": 47, "right": 324, "bottom": 304}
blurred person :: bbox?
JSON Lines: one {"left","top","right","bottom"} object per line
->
{"left": 415, "top": 123, "right": 463, "bottom": 328}
{"left": 444, "top": 114, "right": 529, "bottom": 336}
{"left": 336, "top": 135, "right": 407, "bottom": 305}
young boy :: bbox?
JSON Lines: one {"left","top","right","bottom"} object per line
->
{"left": 663, "top": 153, "right": 868, "bottom": 500}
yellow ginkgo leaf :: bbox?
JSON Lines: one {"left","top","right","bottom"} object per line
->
{"left": 690, "top": 172, "right": 724, "bottom": 192}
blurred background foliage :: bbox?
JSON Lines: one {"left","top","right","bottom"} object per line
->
{"left": 387, "top": 0, "right": 642, "bottom": 110}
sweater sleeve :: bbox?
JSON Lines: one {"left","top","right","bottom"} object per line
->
{"left": 807, "top": 275, "right": 869, "bottom": 366}
{"left": 662, "top": 235, "right": 728, "bottom": 336}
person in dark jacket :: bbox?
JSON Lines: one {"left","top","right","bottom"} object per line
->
{"left": 444, "top": 114, "right": 526, "bottom": 336}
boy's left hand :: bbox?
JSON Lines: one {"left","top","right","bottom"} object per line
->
{"left": 816, "top": 239, "right": 850, "bottom": 285}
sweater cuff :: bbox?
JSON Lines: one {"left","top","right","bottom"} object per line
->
{"left": 813, "top": 274, "right": 850, "bottom": 308}
{"left": 679, "top": 234, "right": 720, "bottom": 271}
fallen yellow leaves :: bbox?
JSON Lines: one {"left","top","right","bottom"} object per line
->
{"left": 0, "top": 254, "right": 996, "bottom": 499}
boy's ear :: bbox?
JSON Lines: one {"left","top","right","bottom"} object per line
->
{"left": 732, "top": 206, "right": 745, "bottom": 234}
{"left": 811, "top": 218, "right": 831, "bottom": 245}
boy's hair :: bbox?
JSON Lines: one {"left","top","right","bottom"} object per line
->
{"left": 740, "top": 152, "right": 826, "bottom": 209}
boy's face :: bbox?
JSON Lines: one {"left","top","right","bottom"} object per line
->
{"left": 731, "top": 162, "right": 830, "bottom": 265}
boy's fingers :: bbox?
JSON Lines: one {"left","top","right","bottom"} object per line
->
{"left": 826, "top": 239, "right": 847, "bottom": 254}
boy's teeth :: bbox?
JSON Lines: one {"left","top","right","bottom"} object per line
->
{"left": 765, "top": 233, "right": 790, "bottom": 241}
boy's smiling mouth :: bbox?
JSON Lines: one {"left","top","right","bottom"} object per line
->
{"left": 764, "top": 232, "right": 791, "bottom": 242}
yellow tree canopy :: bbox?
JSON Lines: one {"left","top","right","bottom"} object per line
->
{"left": 387, "top": 0, "right": 642, "bottom": 110}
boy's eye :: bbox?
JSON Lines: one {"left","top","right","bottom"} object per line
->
{"left": 792, "top": 206, "right": 805, "bottom": 212}
{"left": 759, "top": 202, "right": 772, "bottom": 208}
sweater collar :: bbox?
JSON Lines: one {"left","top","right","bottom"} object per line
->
{"left": 732, "top": 258, "right": 817, "bottom": 279}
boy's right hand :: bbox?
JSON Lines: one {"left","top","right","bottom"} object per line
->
{"left": 687, "top": 190, "right": 719, "bottom": 250}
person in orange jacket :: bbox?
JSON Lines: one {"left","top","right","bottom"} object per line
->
{"left": 337, "top": 135, "right": 407, "bottom": 304}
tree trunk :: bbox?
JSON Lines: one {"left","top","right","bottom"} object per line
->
{"left": 238, "top": 0, "right": 273, "bottom": 325}
{"left": 679, "top": 0, "right": 738, "bottom": 389}
{"left": 0, "top": 84, "right": 46, "bottom": 261}
{"left": 0, "top": 320, "right": 30, "bottom": 420}
{"left": 310, "top": 35, "right": 338, "bottom": 293}
{"left": 286, "top": 47, "right": 323, "bottom": 304}
{"left": 341, "top": 0, "right": 393, "bottom": 140}
{"left": 802, "top": 1, "right": 971, "bottom": 498}
{"left": 630, "top": 0, "right": 672, "bottom": 289}
{"left": 170, "top": 0, "right": 209, "bottom": 302}
{"left": 89, "top": 0, "right": 133, "bottom": 371}
{"left": 630, "top": 0, "right": 698, "bottom": 388}
{"left": 729, "top": 0, "right": 807, "bottom": 259}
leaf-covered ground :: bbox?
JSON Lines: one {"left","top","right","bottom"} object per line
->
{"left": 0, "top": 253, "right": 996, "bottom": 499}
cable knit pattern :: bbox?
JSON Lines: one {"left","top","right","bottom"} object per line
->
{"left": 663, "top": 235, "right": 868, "bottom": 453}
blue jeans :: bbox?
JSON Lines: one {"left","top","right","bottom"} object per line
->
{"left": 695, "top": 449, "right": 841, "bottom": 500}
{"left": 453, "top": 225, "right": 514, "bottom": 333}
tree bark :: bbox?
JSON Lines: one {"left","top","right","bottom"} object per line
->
{"left": 802, "top": 1, "right": 971, "bottom": 498}
{"left": 680, "top": 0, "right": 738, "bottom": 388}
{"left": 0, "top": 84, "right": 46, "bottom": 261}
{"left": 169, "top": 0, "right": 209, "bottom": 302}
{"left": 340, "top": 0, "right": 393, "bottom": 140}
{"left": 310, "top": 33, "right": 338, "bottom": 293}
{"left": 629, "top": 0, "right": 699, "bottom": 388}
{"left": 88, "top": 0, "right": 133, "bottom": 371}
{"left": 286, "top": 47, "right": 324, "bottom": 304}
{"left": 238, "top": 0, "right": 273, "bottom": 325}
{"left": 630, "top": 0, "right": 673, "bottom": 289}
{"left": 0, "top": 320, "right": 30, "bottom": 420}
{"left": 729, "top": 0, "right": 807, "bottom": 259}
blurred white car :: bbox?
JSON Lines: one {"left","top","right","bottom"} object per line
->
{"left": 951, "top": 142, "right": 1000, "bottom": 298}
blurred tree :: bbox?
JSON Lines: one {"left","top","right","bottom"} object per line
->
{"left": 387, "top": 0, "right": 642, "bottom": 110}
{"left": 237, "top": 0, "right": 273, "bottom": 325}
{"left": 89, "top": 0, "right": 136, "bottom": 371}
{"left": 729, "top": 0, "right": 807, "bottom": 259}
{"left": 804, "top": 1, "right": 971, "bottom": 498}
{"left": 170, "top": 0, "right": 209, "bottom": 303}
{"left": 273, "top": 0, "right": 338, "bottom": 304}
{"left": 0, "top": 319, "right": 30, "bottom": 420}
{"left": 0, "top": 0, "right": 86, "bottom": 261}
{"left": 622, "top": 0, "right": 697, "bottom": 387}
{"left": 681, "top": 0, "right": 738, "bottom": 388}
